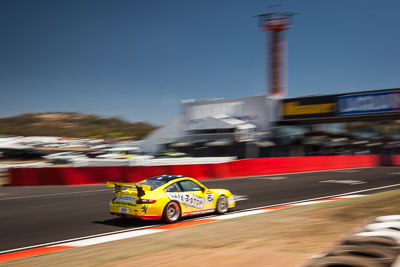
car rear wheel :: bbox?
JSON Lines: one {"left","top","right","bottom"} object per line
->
{"left": 216, "top": 195, "right": 228, "bottom": 215}
{"left": 163, "top": 201, "right": 181, "bottom": 223}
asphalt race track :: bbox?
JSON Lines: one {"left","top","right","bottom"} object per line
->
{"left": 0, "top": 166, "right": 400, "bottom": 252}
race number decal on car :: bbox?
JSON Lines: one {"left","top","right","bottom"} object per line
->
{"left": 205, "top": 193, "right": 214, "bottom": 203}
{"left": 166, "top": 192, "right": 204, "bottom": 209}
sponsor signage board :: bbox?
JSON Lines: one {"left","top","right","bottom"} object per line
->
{"left": 281, "top": 95, "right": 337, "bottom": 120}
{"left": 338, "top": 91, "right": 400, "bottom": 115}
{"left": 182, "top": 96, "right": 275, "bottom": 131}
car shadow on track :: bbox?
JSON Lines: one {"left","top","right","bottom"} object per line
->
{"left": 92, "top": 217, "right": 159, "bottom": 228}
{"left": 92, "top": 213, "right": 217, "bottom": 228}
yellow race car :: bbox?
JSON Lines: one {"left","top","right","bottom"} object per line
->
{"left": 107, "top": 175, "right": 235, "bottom": 223}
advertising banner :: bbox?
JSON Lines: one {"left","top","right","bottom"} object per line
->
{"left": 281, "top": 95, "right": 337, "bottom": 120}
{"left": 338, "top": 91, "right": 400, "bottom": 115}
{"left": 182, "top": 96, "right": 273, "bottom": 131}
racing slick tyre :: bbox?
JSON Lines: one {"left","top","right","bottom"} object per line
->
{"left": 327, "top": 245, "right": 397, "bottom": 265}
{"left": 215, "top": 195, "right": 229, "bottom": 215}
{"left": 307, "top": 255, "right": 386, "bottom": 267}
{"left": 342, "top": 236, "right": 400, "bottom": 249}
{"left": 163, "top": 201, "right": 181, "bottom": 223}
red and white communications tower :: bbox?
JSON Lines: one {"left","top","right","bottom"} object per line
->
{"left": 257, "top": 12, "right": 294, "bottom": 97}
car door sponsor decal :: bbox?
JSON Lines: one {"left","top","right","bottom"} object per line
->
{"left": 166, "top": 192, "right": 204, "bottom": 209}
{"left": 205, "top": 193, "right": 214, "bottom": 203}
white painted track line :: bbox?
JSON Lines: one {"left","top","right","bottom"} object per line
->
{"left": 56, "top": 229, "right": 167, "bottom": 247}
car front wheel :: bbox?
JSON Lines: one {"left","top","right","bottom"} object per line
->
{"left": 215, "top": 195, "right": 228, "bottom": 214}
{"left": 163, "top": 201, "right": 181, "bottom": 223}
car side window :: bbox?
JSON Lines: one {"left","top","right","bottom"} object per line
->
{"left": 179, "top": 180, "right": 202, "bottom": 192}
{"left": 166, "top": 183, "right": 181, "bottom": 192}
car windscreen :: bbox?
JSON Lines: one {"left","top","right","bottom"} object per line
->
{"left": 137, "top": 175, "right": 180, "bottom": 190}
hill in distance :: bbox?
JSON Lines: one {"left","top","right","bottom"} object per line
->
{"left": 0, "top": 112, "right": 158, "bottom": 140}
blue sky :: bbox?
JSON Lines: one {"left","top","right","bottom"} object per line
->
{"left": 0, "top": 0, "right": 399, "bottom": 124}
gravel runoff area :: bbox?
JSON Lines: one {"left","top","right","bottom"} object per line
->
{"left": 2, "top": 189, "right": 400, "bottom": 267}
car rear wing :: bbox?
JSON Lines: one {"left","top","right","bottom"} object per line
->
{"left": 106, "top": 181, "right": 151, "bottom": 197}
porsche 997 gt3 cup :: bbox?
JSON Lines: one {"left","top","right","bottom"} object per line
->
{"left": 107, "top": 175, "right": 235, "bottom": 223}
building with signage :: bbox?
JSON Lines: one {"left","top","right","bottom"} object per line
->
{"left": 279, "top": 88, "right": 400, "bottom": 125}
{"left": 141, "top": 87, "right": 400, "bottom": 158}
{"left": 141, "top": 96, "right": 280, "bottom": 158}
{"left": 277, "top": 88, "right": 400, "bottom": 157}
